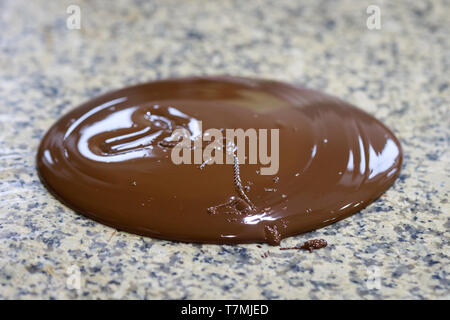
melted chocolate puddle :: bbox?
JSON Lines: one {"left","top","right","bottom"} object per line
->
{"left": 36, "top": 76, "right": 402, "bottom": 245}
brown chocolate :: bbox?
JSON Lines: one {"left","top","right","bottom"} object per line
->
{"left": 280, "top": 239, "right": 328, "bottom": 252}
{"left": 36, "top": 76, "right": 402, "bottom": 245}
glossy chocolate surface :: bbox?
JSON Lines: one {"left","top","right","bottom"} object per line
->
{"left": 36, "top": 77, "right": 402, "bottom": 245}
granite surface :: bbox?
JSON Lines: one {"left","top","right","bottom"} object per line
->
{"left": 0, "top": 0, "right": 449, "bottom": 299}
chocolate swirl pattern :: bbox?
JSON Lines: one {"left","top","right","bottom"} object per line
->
{"left": 37, "top": 77, "right": 402, "bottom": 245}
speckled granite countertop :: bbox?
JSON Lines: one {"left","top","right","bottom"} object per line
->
{"left": 0, "top": 0, "right": 448, "bottom": 299}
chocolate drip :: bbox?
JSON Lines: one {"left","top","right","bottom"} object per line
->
{"left": 280, "top": 239, "right": 328, "bottom": 252}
